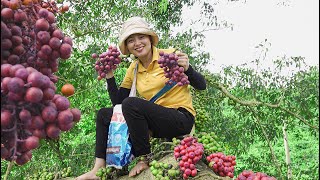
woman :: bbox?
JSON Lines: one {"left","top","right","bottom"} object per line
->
{"left": 76, "top": 16, "right": 206, "bottom": 179}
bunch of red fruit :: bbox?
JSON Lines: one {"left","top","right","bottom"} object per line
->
{"left": 158, "top": 51, "right": 190, "bottom": 86}
{"left": 173, "top": 136, "right": 204, "bottom": 179}
{"left": 236, "top": 170, "right": 277, "bottom": 180}
{"left": 1, "top": 0, "right": 79, "bottom": 166}
{"left": 92, "top": 45, "right": 121, "bottom": 80}
{"left": 206, "top": 152, "right": 236, "bottom": 178}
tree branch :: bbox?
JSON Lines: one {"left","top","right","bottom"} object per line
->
{"left": 73, "top": 27, "right": 110, "bottom": 39}
{"left": 279, "top": 107, "right": 318, "bottom": 130}
{"left": 4, "top": 160, "right": 14, "bottom": 180}
{"left": 212, "top": 82, "right": 280, "bottom": 107}
{"left": 212, "top": 81, "right": 319, "bottom": 130}
{"left": 249, "top": 108, "right": 283, "bottom": 179}
{"left": 48, "top": 140, "right": 64, "bottom": 162}
{"left": 197, "top": 25, "right": 233, "bottom": 33}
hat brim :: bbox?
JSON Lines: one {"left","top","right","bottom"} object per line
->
{"left": 119, "top": 28, "right": 159, "bottom": 55}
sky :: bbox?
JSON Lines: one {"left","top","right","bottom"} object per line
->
{"left": 172, "top": 0, "right": 319, "bottom": 73}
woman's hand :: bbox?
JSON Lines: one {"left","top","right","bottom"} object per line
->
{"left": 105, "top": 70, "right": 114, "bottom": 79}
{"left": 176, "top": 51, "right": 189, "bottom": 72}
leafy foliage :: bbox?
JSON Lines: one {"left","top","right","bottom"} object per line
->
{"left": 191, "top": 42, "right": 319, "bottom": 179}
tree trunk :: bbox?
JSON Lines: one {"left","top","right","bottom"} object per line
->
{"left": 283, "top": 120, "right": 292, "bottom": 179}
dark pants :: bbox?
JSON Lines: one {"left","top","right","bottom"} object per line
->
{"left": 95, "top": 97, "right": 195, "bottom": 159}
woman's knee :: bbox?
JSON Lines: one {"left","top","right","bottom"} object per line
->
{"left": 96, "top": 108, "right": 112, "bottom": 125}
{"left": 122, "top": 97, "right": 140, "bottom": 111}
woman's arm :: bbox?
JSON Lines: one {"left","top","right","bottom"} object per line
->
{"left": 184, "top": 65, "right": 206, "bottom": 90}
{"left": 175, "top": 51, "right": 206, "bottom": 90}
{"left": 106, "top": 77, "right": 130, "bottom": 106}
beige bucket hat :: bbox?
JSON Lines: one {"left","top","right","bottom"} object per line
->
{"left": 118, "top": 16, "right": 159, "bottom": 55}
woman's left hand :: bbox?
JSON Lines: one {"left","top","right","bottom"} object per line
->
{"left": 176, "top": 51, "right": 189, "bottom": 72}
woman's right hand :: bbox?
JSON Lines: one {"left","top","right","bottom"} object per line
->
{"left": 105, "top": 70, "right": 114, "bottom": 79}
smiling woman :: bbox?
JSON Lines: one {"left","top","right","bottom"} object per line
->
{"left": 125, "top": 34, "right": 153, "bottom": 68}
{"left": 118, "top": 17, "right": 159, "bottom": 56}
{"left": 75, "top": 16, "right": 207, "bottom": 179}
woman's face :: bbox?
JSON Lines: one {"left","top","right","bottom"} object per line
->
{"left": 126, "top": 33, "right": 152, "bottom": 58}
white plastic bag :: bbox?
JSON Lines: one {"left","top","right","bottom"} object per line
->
{"left": 106, "top": 104, "right": 134, "bottom": 169}
{"left": 105, "top": 62, "right": 138, "bottom": 169}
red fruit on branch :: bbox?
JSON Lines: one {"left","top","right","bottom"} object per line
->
{"left": 25, "top": 136, "right": 39, "bottom": 150}
{"left": 92, "top": 46, "right": 122, "bottom": 80}
{"left": 1, "top": 8, "right": 14, "bottom": 20}
{"left": 61, "top": 83, "right": 75, "bottom": 97}
{"left": 1, "top": 0, "right": 81, "bottom": 166}
{"left": 1, "top": 110, "right": 13, "bottom": 128}
{"left": 206, "top": 152, "right": 237, "bottom": 178}
{"left": 46, "top": 124, "right": 61, "bottom": 139}
{"left": 173, "top": 136, "right": 204, "bottom": 179}
{"left": 70, "top": 108, "right": 81, "bottom": 122}
{"left": 158, "top": 51, "right": 189, "bottom": 86}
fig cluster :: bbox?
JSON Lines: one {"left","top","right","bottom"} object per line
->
{"left": 236, "top": 170, "right": 277, "bottom": 180}
{"left": 196, "top": 132, "right": 224, "bottom": 155}
{"left": 158, "top": 51, "right": 190, "bottom": 86}
{"left": 206, "top": 152, "right": 236, "bottom": 178}
{"left": 1, "top": 1, "right": 73, "bottom": 80}
{"left": 95, "top": 166, "right": 113, "bottom": 180}
{"left": 194, "top": 105, "right": 210, "bottom": 132}
{"left": 1, "top": 64, "right": 81, "bottom": 165}
{"left": 150, "top": 160, "right": 180, "bottom": 180}
{"left": 26, "top": 167, "right": 72, "bottom": 180}
{"left": 1, "top": 0, "right": 80, "bottom": 166}
{"left": 92, "top": 45, "right": 122, "bottom": 80}
{"left": 173, "top": 136, "right": 204, "bottom": 179}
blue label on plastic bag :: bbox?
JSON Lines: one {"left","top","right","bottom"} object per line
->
{"left": 106, "top": 105, "right": 134, "bottom": 169}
